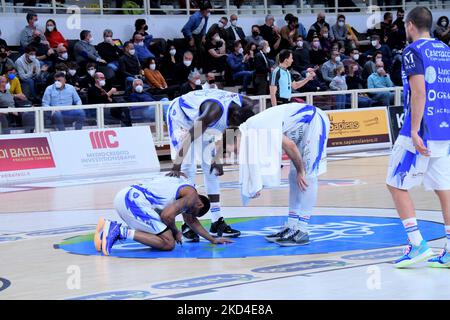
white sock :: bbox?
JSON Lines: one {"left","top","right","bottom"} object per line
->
{"left": 119, "top": 225, "right": 135, "bottom": 240}
{"left": 298, "top": 215, "right": 311, "bottom": 232}
{"left": 288, "top": 212, "right": 299, "bottom": 228}
{"left": 402, "top": 218, "right": 423, "bottom": 246}
{"left": 128, "top": 229, "right": 135, "bottom": 240}
{"left": 210, "top": 202, "right": 221, "bottom": 223}
{"left": 445, "top": 225, "right": 450, "bottom": 251}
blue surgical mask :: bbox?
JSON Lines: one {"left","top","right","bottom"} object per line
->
{"left": 8, "top": 73, "right": 16, "bottom": 80}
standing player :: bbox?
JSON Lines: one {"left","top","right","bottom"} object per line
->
{"left": 94, "top": 175, "right": 233, "bottom": 255}
{"left": 166, "top": 89, "right": 256, "bottom": 242}
{"left": 386, "top": 7, "right": 450, "bottom": 268}
{"left": 240, "top": 103, "right": 330, "bottom": 246}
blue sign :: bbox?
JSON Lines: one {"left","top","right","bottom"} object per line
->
{"left": 67, "top": 290, "right": 152, "bottom": 300}
{"left": 0, "top": 278, "right": 11, "bottom": 292}
{"left": 341, "top": 248, "right": 405, "bottom": 261}
{"left": 252, "top": 260, "right": 347, "bottom": 273}
{"left": 56, "top": 215, "right": 444, "bottom": 259}
{"left": 153, "top": 274, "right": 255, "bottom": 289}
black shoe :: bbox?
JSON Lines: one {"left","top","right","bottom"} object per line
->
{"left": 181, "top": 223, "right": 199, "bottom": 242}
{"left": 209, "top": 217, "right": 241, "bottom": 237}
{"left": 275, "top": 229, "right": 310, "bottom": 247}
{"left": 264, "top": 225, "right": 292, "bottom": 243}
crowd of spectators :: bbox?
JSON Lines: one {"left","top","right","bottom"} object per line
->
{"left": 1, "top": 1, "right": 449, "bottom": 133}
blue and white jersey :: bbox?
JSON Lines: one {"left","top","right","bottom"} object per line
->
{"left": 282, "top": 103, "right": 320, "bottom": 139}
{"left": 400, "top": 38, "right": 450, "bottom": 156}
{"left": 126, "top": 176, "right": 194, "bottom": 213}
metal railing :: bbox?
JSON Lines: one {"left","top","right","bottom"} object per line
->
{"left": 1, "top": 0, "right": 448, "bottom": 15}
{"left": 0, "top": 86, "right": 403, "bottom": 146}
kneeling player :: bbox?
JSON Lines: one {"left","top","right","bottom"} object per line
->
{"left": 94, "top": 175, "right": 233, "bottom": 255}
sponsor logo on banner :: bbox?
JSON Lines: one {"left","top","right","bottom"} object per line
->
{"left": 252, "top": 260, "right": 347, "bottom": 273}
{"left": 388, "top": 106, "right": 404, "bottom": 140}
{"left": 153, "top": 274, "right": 255, "bottom": 289}
{"left": 89, "top": 130, "right": 119, "bottom": 149}
{"left": 0, "top": 137, "right": 55, "bottom": 172}
{"left": 0, "top": 278, "right": 11, "bottom": 292}
{"left": 325, "top": 107, "right": 391, "bottom": 150}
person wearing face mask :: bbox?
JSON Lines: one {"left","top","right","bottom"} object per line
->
{"left": 293, "top": 36, "right": 312, "bottom": 73}
{"left": 280, "top": 16, "right": 299, "bottom": 51}
{"left": 133, "top": 33, "right": 156, "bottom": 65}
{"left": 119, "top": 41, "right": 144, "bottom": 92}
{"left": 259, "top": 15, "right": 281, "bottom": 58}
{"left": 202, "top": 72, "right": 218, "bottom": 90}
{"left": 367, "top": 60, "right": 394, "bottom": 107}
{"left": 16, "top": 45, "right": 45, "bottom": 103}
{"left": 41, "top": 72, "right": 84, "bottom": 131}
{"left": 245, "top": 25, "right": 264, "bottom": 47}
{"left": 97, "top": 29, "right": 123, "bottom": 73}
{"left": 181, "top": 0, "right": 212, "bottom": 70}
{"left": 226, "top": 41, "right": 254, "bottom": 95}
{"left": 44, "top": 19, "right": 68, "bottom": 49}
{"left": 20, "top": 12, "right": 47, "bottom": 49}
{"left": 173, "top": 51, "right": 195, "bottom": 85}
{"left": 205, "top": 32, "right": 228, "bottom": 73}
{"left": 3, "top": 67, "right": 26, "bottom": 101}
{"left": 254, "top": 40, "right": 274, "bottom": 95}
{"left": 79, "top": 63, "right": 98, "bottom": 90}
{"left": 207, "top": 17, "right": 228, "bottom": 43}
{"left": 127, "top": 78, "right": 169, "bottom": 122}
{"left": 0, "top": 46, "right": 15, "bottom": 76}
{"left": 180, "top": 69, "right": 202, "bottom": 95}
{"left": 434, "top": 16, "right": 450, "bottom": 45}
{"left": 330, "top": 14, "right": 348, "bottom": 46}
{"left": 364, "top": 35, "right": 392, "bottom": 70}
{"left": 307, "top": 12, "right": 331, "bottom": 42}
{"left": 143, "top": 58, "right": 178, "bottom": 99}
{"left": 65, "top": 62, "right": 81, "bottom": 91}
{"left": 320, "top": 50, "right": 344, "bottom": 84}
{"left": 309, "top": 35, "right": 327, "bottom": 66}
{"left": 74, "top": 30, "right": 107, "bottom": 73}
{"left": 225, "top": 14, "right": 246, "bottom": 51}
{"left": 319, "top": 26, "right": 333, "bottom": 54}
{"left": 87, "top": 72, "right": 117, "bottom": 105}
{"left": 343, "top": 48, "right": 362, "bottom": 70}
{"left": 0, "top": 76, "right": 15, "bottom": 134}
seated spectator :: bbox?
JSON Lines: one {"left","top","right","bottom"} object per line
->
{"left": 321, "top": 50, "right": 343, "bottom": 84}
{"left": 364, "top": 35, "right": 392, "bottom": 70}
{"left": 336, "top": 41, "right": 348, "bottom": 61}
{"left": 29, "top": 30, "right": 55, "bottom": 68}
{"left": 434, "top": 16, "right": 450, "bottom": 45}
{"left": 362, "top": 51, "right": 382, "bottom": 83}
{"left": 0, "top": 29, "right": 7, "bottom": 48}
{"left": 97, "top": 29, "right": 123, "bottom": 72}
{"left": 367, "top": 60, "right": 394, "bottom": 106}
{"left": 143, "top": 58, "right": 178, "bottom": 99}
{"left": 254, "top": 40, "right": 273, "bottom": 95}
{"left": 330, "top": 15, "right": 349, "bottom": 47}
{"left": 309, "top": 35, "right": 327, "bottom": 67}
{"left": 319, "top": 27, "right": 333, "bottom": 54}
{"left": 245, "top": 25, "right": 264, "bottom": 47}
{"left": 329, "top": 65, "right": 347, "bottom": 109}
{"left": 16, "top": 45, "right": 47, "bottom": 103}
{"left": 44, "top": 19, "right": 68, "bottom": 49}
{"left": 343, "top": 48, "right": 362, "bottom": 70}
{"left": 293, "top": 35, "right": 312, "bottom": 73}
{"left": 74, "top": 30, "right": 107, "bottom": 72}
{"left": 294, "top": 67, "right": 327, "bottom": 93}
{"left": 66, "top": 62, "right": 82, "bottom": 91}
{"left": 307, "top": 12, "right": 331, "bottom": 42}
{"left": 47, "top": 62, "right": 69, "bottom": 87}
{"left": 346, "top": 62, "right": 372, "bottom": 108}
{"left": 285, "top": 13, "right": 307, "bottom": 40}
{"left": 205, "top": 32, "right": 227, "bottom": 73}
{"left": 134, "top": 18, "right": 165, "bottom": 59}
{"left": 180, "top": 70, "right": 202, "bottom": 95}
{"left": 202, "top": 72, "right": 218, "bottom": 90}
{"left": 42, "top": 72, "right": 85, "bottom": 131}
{"left": 79, "top": 63, "right": 97, "bottom": 90}
{"left": 0, "top": 46, "right": 15, "bottom": 75}
{"left": 119, "top": 41, "right": 144, "bottom": 91}
{"left": 19, "top": 12, "right": 47, "bottom": 49}
{"left": 4, "top": 66, "right": 26, "bottom": 99}
{"left": 160, "top": 44, "right": 178, "bottom": 80}
{"left": 259, "top": 14, "right": 281, "bottom": 58}
{"left": 173, "top": 51, "right": 195, "bottom": 85}
{"left": 243, "top": 42, "right": 256, "bottom": 71}
{"left": 133, "top": 32, "right": 155, "bottom": 65}
{"left": 227, "top": 41, "right": 254, "bottom": 95}
{"left": 279, "top": 16, "right": 299, "bottom": 51}
{"left": 380, "top": 12, "right": 394, "bottom": 45}
{"left": 207, "top": 17, "right": 228, "bottom": 43}
{"left": 50, "top": 44, "right": 70, "bottom": 68}
{"left": 127, "top": 78, "right": 169, "bottom": 122}
{"left": 226, "top": 14, "right": 246, "bottom": 51}
{"left": 0, "top": 76, "right": 14, "bottom": 133}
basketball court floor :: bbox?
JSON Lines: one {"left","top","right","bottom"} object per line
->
{"left": 1, "top": 151, "right": 449, "bottom": 300}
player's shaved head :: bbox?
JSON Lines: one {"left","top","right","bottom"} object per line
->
{"left": 406, "top": 7, "right": 432, "bottom": 32}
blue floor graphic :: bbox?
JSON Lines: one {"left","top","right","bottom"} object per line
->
{"left": 56, "top": 215, "right": 444, "bottom": 259}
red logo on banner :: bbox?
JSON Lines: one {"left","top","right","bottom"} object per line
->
{"left": 89, "top": 130, "right": 119, "bottom": 149}
{"left": 0, "top": 137, "right": 56, "bottom": 172}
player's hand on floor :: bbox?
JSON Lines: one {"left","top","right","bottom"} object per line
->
{"left": 411, "top": 132, "right": 430, "bottom": 156}
{"left": 166, "top": 167, "right": 185, "bottom": 178}
{"left": 174, "top": 231, "right": 183, "bottom": 245}
{"left": 297, "top": 172, "right": 308, "bottom": 191}
{"left": 212, "top": 238, "right": 234, "bottom": 245}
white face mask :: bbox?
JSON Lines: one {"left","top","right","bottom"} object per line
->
{"left": 297, "top": 41, "right": 303, "bottom": 47}
{"left": 129, "top": 49, "right": 136, "bottom": 55}
{"left": 88, "top": 69, "right": 96, "bottom": 77}
{"left": 169, "top": 49, "right": 176, "bottom": 56}
{"left": 377, "top": 67, "right": 384, "bottom": 74}
{"left": 312, "top": 41, "right": 320, "bottom": 48}
{"left": 238, "top": 47, "right": 244, "bottom": 54}
{"left": 194, "top": 79, "right": 201, "bottom": 86}
{"left": 60, "top": 52, "right": 68, "bottom": 60}
{"left": 149, "top": 64, "right": 156, "bottom": 70}
{"left": 214, "top": 36, "right": 221, "bottom": 42}
{"left": 335, "top": 56, "right": 341, "bottom": 62}
{"left": 231, "top": 20, "right": 237, "bottom": 27}
{"left": 371, "top": 40, "right": 378, "bottom": 47}
{"left": 5, "top": 83, "right": 11, "bottom": 91}
{"left": 68, "top": 69, "right": 76, "bottom": 76}
{"left": 265, "top": 47, "right": 271, "bottom": 54}
{"left": 218, "top": 22, "right": 224, "bottom": 28}
{"left": 89, "top": 37, "right": 95, "bottom": 44}
{"left": 183, "top": 60, "right": 192, "bottom": 67}
{"left": 33, "top": 20, "right": 39, "bottom": 28}
{"left": 105, "top": 37, "right": 113, "bottom": 43}
{"left": 135, "top": 85, "right": 143, "bottom": 93}
{"left": 98, "top": 80, "right": 106, "bottom": 87}
{"left": 323, "top": 33, "right": 329, "bottom": 38}
{"left": 353, "top": 54, "right": 359, "bottom": 60}
{"left": 54, "top": 80, "right": 63, "bottom": 89}
{"left": 47, "top": 25, "right": 54, "bottom": 32}
{"left": 442, "top": 20, "right": 448, "bottom": 27}
{"left": 338, "top": 21, "right": 345, "bottom": 27}
{"left": 376, "top": 57, "right": 382, "bottom": 63}
{"left": 136, "top": 41, "right": 144, "bottom": 47}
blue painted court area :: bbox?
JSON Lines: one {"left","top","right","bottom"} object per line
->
{"left": 56, "top": 215, "right": 444, "bottom": 259}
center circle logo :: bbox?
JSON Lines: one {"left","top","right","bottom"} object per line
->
{"left": 55, "top": 215, "right": 443, "bottom": 259}
{"left": 425, "top": 66, "right": 437, "bottom": 84}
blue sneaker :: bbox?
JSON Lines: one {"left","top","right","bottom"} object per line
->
{"left": 101, "top": 220, "right": 122, "bottom": 256}
{"left": 394, "top": 240, "right": 434, "bottom": 268}
{"left": 427, "top": 247, "right": 450, "bottom": 268}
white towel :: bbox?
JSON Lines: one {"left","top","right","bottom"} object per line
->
{"left": 239, "top": 106, "right": 285, "bottom": 205}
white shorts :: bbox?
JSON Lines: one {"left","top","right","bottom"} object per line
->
{"left": 114, "top": 187, "right": 168, "bottom": 235}
{"left": 386, "top": 141, "right": 450, "bottom": 191}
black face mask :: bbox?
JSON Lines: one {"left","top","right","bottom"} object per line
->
{"left": 252, "top": 31, "right": 259, "bottom": 37}
{"left": 144, "top": 25, "right": 148, "bottom": 31}
{"left": 33, "top": 37, "right": 41, "bottom": 44}
{"left": 318, "top": 18, "right": 325, "bottom": 24}
{"left": 208, "top": 79, "right": 215, "bottom": 84}
{"left": 0, "top": 52, "right": 7, "bottom": 59}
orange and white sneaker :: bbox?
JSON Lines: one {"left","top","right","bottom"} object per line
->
{"left": 94, "top": 218, "right": 105, "bottom": 252}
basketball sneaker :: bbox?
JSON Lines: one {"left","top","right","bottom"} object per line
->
{"left": 94, "top": 217, "right": 105, "bottom": 252}
{"left": 181, "top": 223, "right": 200, "bottom": 243}
{"left": 276, "top": 228, "right": 310, "bottom": 246}
{"left": 209, "top": 217, "right": 241, "bottom": 237}
{"left": 394, "top": 240, "right": 434, "bottom": 268}
{"left": 101, "top": 220, "right": 123, "bottom": 256}
{"left": 265, "top": 224, "right": 292, "bottom": 243}
{"left": 427, "top": 247, "right": 450, "bottom": 268}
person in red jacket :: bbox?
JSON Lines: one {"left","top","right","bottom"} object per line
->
{"left": 44, "top": 19, "right": 68, "bottom": 49}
